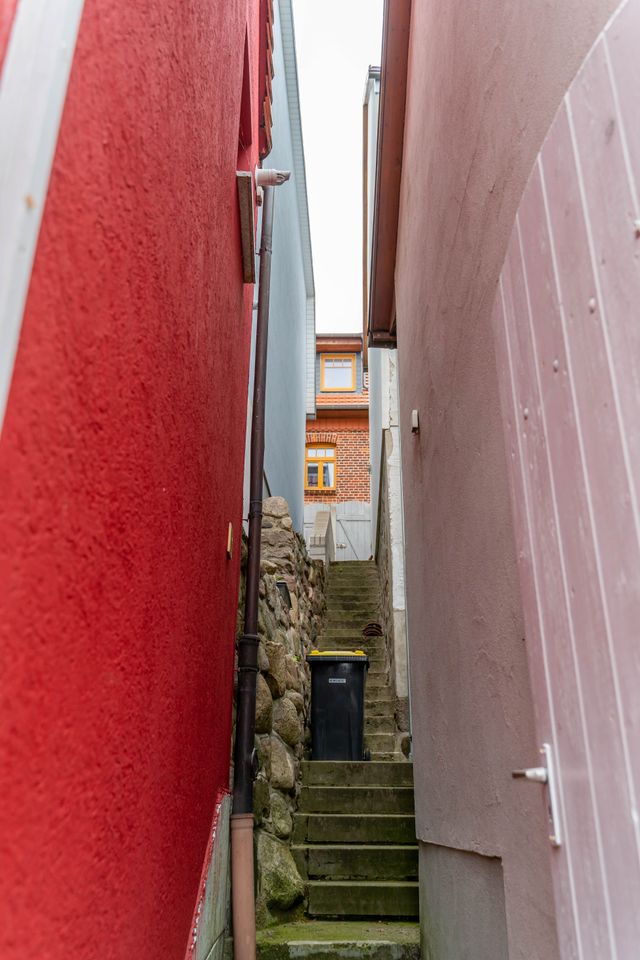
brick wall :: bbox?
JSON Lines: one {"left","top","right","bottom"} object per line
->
{"left": 305, "top": 415, "right": 370, "bottom": 504}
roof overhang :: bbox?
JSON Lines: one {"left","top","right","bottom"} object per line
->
{"left": 313, "top": 405, "right": 369, "bottom": 418}
{"left": 367, "top": 0, "right": 411, "bottom": 348}
{"left": 316, "top": 334, "right": 362, "bottom": 353}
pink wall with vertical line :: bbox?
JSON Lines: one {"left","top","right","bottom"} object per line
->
{"left": 493, "top": 3, "right": 640, "bottom": 953}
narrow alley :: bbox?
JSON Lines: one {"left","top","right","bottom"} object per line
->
{"left": 2, "top": 1, "right": 640, "bottom": 959}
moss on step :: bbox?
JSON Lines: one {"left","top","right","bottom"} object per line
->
{"left": 256, "top": 920, "right": 421, "bottom": 960}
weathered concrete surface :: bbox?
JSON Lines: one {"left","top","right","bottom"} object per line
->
{"left": 419, "top": 844, "right": 509, "bottom": 960}
{"left": 293, "top": 814, "right": 416, "bottom": 846}
{"left": 256, "top": 920, "right": 420, "bottom": 960}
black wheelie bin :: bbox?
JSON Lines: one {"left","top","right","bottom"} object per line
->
{"left": 307, "top": 650, "right": 369, "bottom": 760}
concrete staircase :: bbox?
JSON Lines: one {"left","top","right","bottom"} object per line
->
{"left": 256, "top": 561, "right": 419, "bottom": 960}
{"left": 294, "top": 760, "right": 419, "bottom": 919}
{"left": 256, "top": 760, "right": 419, "bottom": 959}
{"left": 315, "top": 560, "right": 399, "bottom": 760}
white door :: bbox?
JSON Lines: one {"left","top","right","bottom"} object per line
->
{"left": 335, "top": 501, "right": 372, "bottom": 561}
{"left": 492, "top": 4, "right": 640, "bottom": 955}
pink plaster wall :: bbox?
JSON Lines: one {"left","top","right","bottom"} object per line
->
{"left": 0, "top": 0, "right": 258, "bottom": 956}
{"left": 394, "top": 0, "right": 621, "bottom": 956}
{"left": 493, "top": 3, "right": 640, "bottom": 953}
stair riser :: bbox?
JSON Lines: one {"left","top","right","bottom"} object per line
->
{"left": 365, "top": 681, "right": 391, "bottom": 694}
{"left": 328, "top": 573, "right": 379, "bottom": 581}
{"left": 327, "top": 587, "right": 379, "bottom": 596}
{"left": 365, "top": 735, "right": 398, "bottom": 754}
{"left": 257, "top": 942, "right": 420, "bottom": 960}
{"left": 325, "top": 607, "right": 379, "bottom": 616}
{"left": 326, "top": 624, "right": 382, "bottom": 633}
{"left": 301, "top": 761, "right": 413, "bottom": 787}
{"left": 365, "top": 717, "right": 395, "bottom": 734}
{"left": 294, "top": 846, "right": 418, "bottom": 881}
{"left": 321, "top": 641, "right": 382, "bottom": 650}
{"left": 299, "top": 786, "right": 414, "bottom": 815}
{"left": 317, "top": 633, "right": 387, "bottom": 657}
{"left": 326, "top": 597, "right": 379, "bottom": 603}
{"left": 364, "top": 701, "right": 396, "bottom": 717}
{"left": 294, "top": 815, "right": 416, "bottom": 845}
{"left": 307, "top": 883, "right": 419, "bottom": 919}
{"left": 327, "top": 601, "right": 379, "bottom": 609}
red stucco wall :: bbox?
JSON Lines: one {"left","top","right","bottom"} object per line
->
{"left": 0, "top": 1, "right": 258, "bottom": 956}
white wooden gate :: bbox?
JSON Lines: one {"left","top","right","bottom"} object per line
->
{"left": 334, "top": 501, "right": 372, "bottom": 561}
{"left": 492, "top": 3, "right": 640, "bottom": 955}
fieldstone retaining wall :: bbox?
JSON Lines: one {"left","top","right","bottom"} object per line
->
{"left": 235, "top": 496, "right": 326, "bottom": 927}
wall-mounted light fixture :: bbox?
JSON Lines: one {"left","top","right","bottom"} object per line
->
{"left": 236, "top": 171, "right": 255, "bottom": 283}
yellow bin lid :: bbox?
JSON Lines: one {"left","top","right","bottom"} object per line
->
{"left": 308, "top": 649, "right": 367, "bottom": 657}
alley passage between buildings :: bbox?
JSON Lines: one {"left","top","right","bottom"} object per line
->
{"left": 257, "top": 561, "right": 419, "bottom": 960}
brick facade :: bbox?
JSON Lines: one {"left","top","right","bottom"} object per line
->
{"left": 306, "top": 335, "right": 370, "bottom": 505}
{"left": 305, "top": 415, "right": 370, "bottom": 503}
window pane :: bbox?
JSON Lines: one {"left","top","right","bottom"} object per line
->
{"left": 323, "top": 462, "right": 335, "bottom": 487}
{"left": 307, "top": 447, "right": 318, "bottom": 457}
{"left": 307, "top": 463, "right": 319, "bottom": 487}
{"left": 323, "top": 357, "right": 353, "bottom": 389}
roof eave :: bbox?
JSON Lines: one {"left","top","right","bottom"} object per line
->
{"left": 367, "top": 0, "right": 411, "bottom": 349}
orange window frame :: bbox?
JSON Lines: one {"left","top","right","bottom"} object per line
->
{"left": 305, "top": 445, "right": 337, "bottom": 491}
{"left": 320, "top": 354, "right": 356, "bottom": 392}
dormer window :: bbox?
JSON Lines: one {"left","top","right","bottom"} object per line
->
{"left": 320, "top": 354, "right": 356, "bottom": 392}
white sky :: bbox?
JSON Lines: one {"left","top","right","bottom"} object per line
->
{"left": 291, "top": 0, "right": 383, "bottom": 334}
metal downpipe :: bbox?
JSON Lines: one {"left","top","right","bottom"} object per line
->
{"left": 231, "top": 173, "right": 286, "bottom": 960}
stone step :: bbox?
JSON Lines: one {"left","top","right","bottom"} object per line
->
{"left": 364, "top": 699, "right": 396, "bottom": 717}
{"left": 320, "top": 625, "right": 379, "bottom": 640}
{"left": 365, "top": 677, "right": 391, "bottom": 693}
{"left": 328, "top": 581, "right": 378, "bottom": 587}
{"left": 326, "top": 595, "right": 379, "bottom": 604}
{"left": 364, "top": 709, "right": 396, "bottom": 728}
{"left": 293, "top": 844, "right": 418, "bottom": 881}
{"left": 325, "top": 600, "right": 379, "bottom": 609}
{"left": 307, "top": 880, "right": 419, "bottom": 919}
{"left": 324, "top": 617, "right": 379, "bottom": 629}
{"left": 293, "top": 813, "right": 417, "bottom": 845}
{"left": 328, "top": 568, "right": 378, "bottom": 577}
{"left": 365, "top": 715, "right": 395, "bottom": 734}
{"left": 330, "top": 560, "right": 378, "bottom": 568}
{"left": 256, "top": 921, "right": 420, "bottom": 960}
{"left": 365, "top": 662, "right": 388, "bottom": 677}
{"left": 316, "top": 638, "right": 386, "bottom": 650}
{"left": 298, "top": 786, "right": 414, "bottom": 815}
{"left": 301, "top": 761, "right": 413, "bottom": 787}
{"left": 327, "top": 584, "right": 379, "bottom": 594}
{"left": 326, "top": 599, "right": 379, "bottom": 609}
{"left": 327, "top": 585, "right": 379, "bottom": 595}
{"left": 314, "top": 644, "right": 384, "bottom": 655}
{"left": 365, "top": 734, "right": 398, "bottom": 755}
